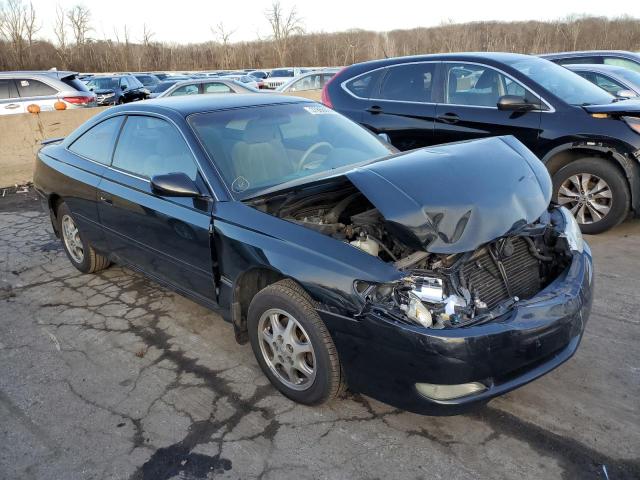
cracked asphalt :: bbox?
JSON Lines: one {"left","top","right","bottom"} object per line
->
{"left": 1, "top": 192, "right": 639, "bottom": 480}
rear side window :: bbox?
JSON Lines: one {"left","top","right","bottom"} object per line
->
{"left": 555, "top": 56, "right": 602, "bottom": 65}
{"left": 203, "top": 82, "right": 232, "bottom": 94}
{"left": 379, "top": 63, "right": 435, "bottom": 102}
{"left": 68, "top": 116, "right": 124, "bottom": 164}
{"left": 0, "top": 79, "right": 18, "bottom": 99}
{"left": 62, "top": 77, "right": 91, "bottom": 92}
{"left": 16, "top": 79, "right": 57, "bottom": 97}
{"left": 112, "top": 116, "right": 198, "bottom": 180}
{"left": 344, "top": 70, "right": 383, "bottom": 98}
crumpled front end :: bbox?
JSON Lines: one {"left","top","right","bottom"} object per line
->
{"left": 317, "top": 208, "right": 593, "bottom": 414}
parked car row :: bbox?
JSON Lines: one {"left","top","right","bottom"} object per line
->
{"left": 323, "top": 51, "right": 640, "bottom": 234}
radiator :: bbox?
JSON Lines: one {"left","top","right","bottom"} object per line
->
{"left": 462, "top": 237, "right": 541, "bottom": 309}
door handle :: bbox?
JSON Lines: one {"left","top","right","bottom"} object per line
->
{"left": 366, "top": 105, "right": 383, "bottom": 114}
{"left": 99, "top": 192, "right": 113, "bottom": 205}
{"left": 437, "top": 113, "right": 460, "bottom": 124}
{"left": 4, "top": 104, "right": 20, "bottom": 109}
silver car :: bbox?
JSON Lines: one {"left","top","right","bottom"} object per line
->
{"left": 154, "top": 78, "right": 259, "bottom": 99}
{"left": 276, "top": 69, "right": 340, "bottom": 93}
{"left": 0, "top": 71, "right": 96, "bottom": 115}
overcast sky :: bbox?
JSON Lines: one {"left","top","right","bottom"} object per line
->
{"left": 29, "top": 0, "right": 640, "bottom": 44}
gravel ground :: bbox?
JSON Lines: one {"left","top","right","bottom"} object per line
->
{"left": 1, "top": 191, "right": 639, "bottom": 480}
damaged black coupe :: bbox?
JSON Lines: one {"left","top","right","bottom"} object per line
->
{"left": 33, "top": 95, "right": 593, "bottom": 415}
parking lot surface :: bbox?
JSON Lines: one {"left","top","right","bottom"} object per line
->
{"left": 1, "top": 192, "right": 639, "bottom": 480}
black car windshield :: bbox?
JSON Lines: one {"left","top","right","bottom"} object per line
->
{"left": 87, "top": 77, "right": 119, "bottom": 90}
{"left": 503, "top": 56, "right": 615, "bottom": 105}
{"left": 271, "top": 69, "right": 294, "bottom": 77}
{"left": 189, "top": 103, "right": 392, "bottom": 198}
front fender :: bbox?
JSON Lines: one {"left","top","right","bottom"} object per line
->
{"left": 213, "top": 201, "right": 402, "bottom": 314}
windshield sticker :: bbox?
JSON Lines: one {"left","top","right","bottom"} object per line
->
{"left": 304, "top": 105, "right": 336, "bottom": 115}
{"left": 20, "top": 80, "right": 29, "bottom": 87}
{"left": 231, "top": 176, "right": 250, "bottom": 193}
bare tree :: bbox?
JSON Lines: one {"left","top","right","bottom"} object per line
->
{"left": 212, "top": 22, "right": 235, "bottom": 68}
{"left": 23, "top": 1, "right": 38, "bottom": 48}
{"left": 67, "top": 5, "right": 91, "bottom": 45}
{"left": 265, "top": 0, "right": 303, "bottom": 66}
{"left": 0, "top": 0, "right": 27, "bottom": 68}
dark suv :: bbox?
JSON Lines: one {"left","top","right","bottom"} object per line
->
{"left": 86, "top": 75, "right": 149, "bottom": 105}
{"left": 323, "top": 53, "right": 640, "bottom": 233}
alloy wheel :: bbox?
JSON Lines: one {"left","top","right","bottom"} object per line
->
{"left": 257, "top": 308, "right": 316, "bottom": 391}
{"left": 61, "top": 214, "right": 84, "bottom": 263}
{"left": 557, "top": 173, "right": 612, "bottom": 224}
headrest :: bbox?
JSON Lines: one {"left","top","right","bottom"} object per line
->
{"left": 243, "top": 119, "right": 279, "bottom": 144}
{"left": 475, "top": 70, "right": 498, "bottom": 90}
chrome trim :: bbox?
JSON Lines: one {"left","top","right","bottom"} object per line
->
{"left": 340, "top": 59, "right": 556, "bottom": 113}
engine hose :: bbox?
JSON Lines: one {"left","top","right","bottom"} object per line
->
{"left": 368, "top": 234, "right": 398, "bottom": 261}
{"left": 522, "top": 236, "right": 553, "bottom": 262}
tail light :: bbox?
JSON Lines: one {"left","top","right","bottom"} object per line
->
{"left": 321, "top": 67, "right": 347, "bottom": 109}
{"left": 63, "top": 95, "right": 94, "bottom": 105}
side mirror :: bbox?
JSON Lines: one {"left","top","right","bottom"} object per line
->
{"left": 378, "top": 132, "right": 391, "bottom": 144}
{"left": 121, "top": 84, "right": 127, "bottom": 90}
{"left": 616, "top": 89, "right": 637, "bottom": 99}
{"left": 151, "top": 173, "right": 201, "bottom": 197}
{"left": 497, "top": 95, "right": 537, "bottom": 112}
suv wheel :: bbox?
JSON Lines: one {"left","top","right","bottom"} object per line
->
{"left": 57, "top": 202, "right": 110, "bottom": 273}
{"left": 552, "top": 157, "right": 630, "bottom": 234}
{"left": 248, "top": 279, "right": 344, "bottom": 405}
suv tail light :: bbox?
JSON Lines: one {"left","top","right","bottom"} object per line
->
{"left": 63, "top": 95, "right": 94, "bottom": 105}
{"left": 321, "top": 67, "right": 347, "bottom": 109}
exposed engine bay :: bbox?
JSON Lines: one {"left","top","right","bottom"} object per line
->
{"left": 249, "top": 183, "right": 573, "bottom": 329}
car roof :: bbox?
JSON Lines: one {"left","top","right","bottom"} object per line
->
{"left": 564, "top": 63, "right": 631, "bottom": 73}
{"left": 118, "top": 94, "right": 313, "bottom": 116}
{"left": 541, "top": 50, "right": 639, "bottom": 59}
{"left": 349, "top": 52, "right": 535, "bottom": 71}
{"left": 0, "top": 70, "right": 78, "bottom": 79}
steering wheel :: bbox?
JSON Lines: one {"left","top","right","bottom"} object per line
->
{"left": 297, "top": 142, "right": 333, "bottom": 171}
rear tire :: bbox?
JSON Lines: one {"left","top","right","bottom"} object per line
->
{"left": 57, "top": 202, "right": 110, "bottom": 274}
{"left": 552, "top": 157, "right": 630, "bottom": 234}
{"left": 248, "top": 279, "right": 345, "bottom": 405}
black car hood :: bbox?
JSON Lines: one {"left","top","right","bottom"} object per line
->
{"left": 94, "top": 88, "right": 116, "bottom": 95}
{"left": 582, "top": 99, "right": 640, "bottom": 115}
{"left": 346, "top": 136, "right": 552, "bottom": 254}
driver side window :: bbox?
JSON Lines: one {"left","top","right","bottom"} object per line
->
{"left": 444, "top": 63, "right": 537, "bottom": 107}
{"left": 112, "top": 116, "right": 198, "bottom": 181}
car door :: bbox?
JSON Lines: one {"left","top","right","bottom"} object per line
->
{"left": 119, "top": 77, "right": 133, "bottom": 102}
{"left": 97, "top": 114, "right": 217, "bottom": 302}
{"left": 0, "top": 79, "right": 21, "bottom": 115}
{"left": 13, "top": 77, "right": 59, "bottom": 113}
{"left": 61, "top": 115, "right": 126, "bottom": 251}
{"left": 361, "top": 62, "right": 438, "bottom": 151}
{"left": 433, "top": 62, "right": 542, "bottom": 151}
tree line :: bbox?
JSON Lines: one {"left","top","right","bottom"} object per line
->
{"left": 1, "top": 0, "right": 640, "bottom": 72}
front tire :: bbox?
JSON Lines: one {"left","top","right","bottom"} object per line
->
{"left": 248, "top": 279, "right": 344, "bottom": 405}
{"left": 57, "top": 202, "right": 110, "bottom": 274}
{"left": 552, "top": 157, "right": 630, "bottom": 234}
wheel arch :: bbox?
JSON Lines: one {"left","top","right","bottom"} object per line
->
{"left": 47, "top": 193, "right": 64, "bottom": 236}
{"left": 542, "top": 143, "right": 640, "bottom": 214}
{"left": 230, "top": 267, "right": 288, "bottom": 344}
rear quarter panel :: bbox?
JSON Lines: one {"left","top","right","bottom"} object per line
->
{"left": 34, "top": 144, "right": 108, "bottom": 250}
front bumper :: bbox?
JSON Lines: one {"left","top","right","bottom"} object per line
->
{"left": 318, "top": 246, "right": 594, "bottom": 415}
